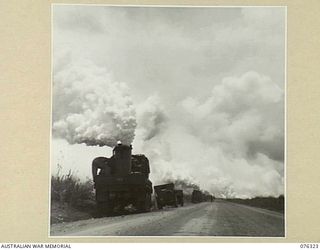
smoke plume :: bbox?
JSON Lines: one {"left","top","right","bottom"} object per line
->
{"left": 52, "top": 53, "right": 137, "bottom": 147}
{"left": 133, "top": 71, "right": 284, "bottom": 198}
{"left": 135, "top": 95, "right": 167, "bottom": 141}
{"left": 165, "top": 178, "right": 200, "bottom": 195}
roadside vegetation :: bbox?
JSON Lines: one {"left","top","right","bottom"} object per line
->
{"left": 50, "top": 167, "right": 96, "bottom": 224}
{"left": 50, "top": 167, "right": 284, "bottom": 224}
{"left": 226, "top": 195, "right": 285, "bottom": 213}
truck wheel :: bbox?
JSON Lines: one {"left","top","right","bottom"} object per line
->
{"left": 97, "top": 201, "right": 113, "bottom": 216}
{"left": 145, "top": 193, "right": 152, "bottom": 212}
{"left": 174, "top": 197, "right": 178, "bottom": 208}
{"left": 139, "top": 193, "right": 151, "bottom": 213}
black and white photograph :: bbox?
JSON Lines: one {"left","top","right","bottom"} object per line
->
{"left": 50, "top": 5, "right": 286, "bottom": 237}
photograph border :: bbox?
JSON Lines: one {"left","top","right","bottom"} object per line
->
{"left": 3, "top": 0, "right": 320, "bottom": 243}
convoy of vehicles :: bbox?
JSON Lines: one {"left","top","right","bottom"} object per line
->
{"left": 92, "top": 142, "right": 213, "bottom": 216}
{"left": 191, "top": 190, "right": 215, "bottom": 203}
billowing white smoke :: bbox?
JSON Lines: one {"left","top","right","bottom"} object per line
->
{"left": 134, "top": 71, "right": 284, "bottom": 198}
{"left": 135, "top": 95, "right": 167, "bottom": 141}
{"left": 52, "top": 53, "right": 136, "bottom": 147}
{"left": 181, "top": 71, "right": 284, "bottom": 163}
{"left": 52, "top": 52, "right": 284, "bottom": 198}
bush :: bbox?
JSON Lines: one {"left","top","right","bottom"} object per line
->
{"left": 51, "top": 168, "right": 95, "bottom": 208}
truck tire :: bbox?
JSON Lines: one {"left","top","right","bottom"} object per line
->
{"left": 144, "top": 193, "right": 152, "bottom": 212}
{"left": 137, "top": 193, "right": 151, "bottom": 213}
{"left": 97, "top": 201, "right": 113, "bottom": 216}
{"left": 157, "top": 201, "right": 163, "bottom": 209}
{"left": 174, "top": 196, "right": 178, "bottom": 208}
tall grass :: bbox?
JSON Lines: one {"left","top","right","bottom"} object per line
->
{"left": 51, "top": 166, "right": 95, "bottom": 209}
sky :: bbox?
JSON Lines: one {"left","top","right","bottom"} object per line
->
{"left": 52, "top": 5, "right": 285, "bottom": 198}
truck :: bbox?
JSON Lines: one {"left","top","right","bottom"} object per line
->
{"left": 191, "top": 190, "right": 203, "bottom": 203}
{"left": 174, "top": 190, "right": 184, "bottom": 206}
{"left": 154, "top": 183, "right": 179, "bottom": 209}
{"left": 207, "top": 194, "right": 215, "bottom": 202}
{"left": 92, "top": 143, "right": 153, "bottom": 216}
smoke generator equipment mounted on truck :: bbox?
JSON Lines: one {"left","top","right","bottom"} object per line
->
{"left": 92, "top": 142, "right": 153, "bottom": 216}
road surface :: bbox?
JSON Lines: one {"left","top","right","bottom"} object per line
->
{"left": 50, "top": 201, "right": 284, "bottom": 237}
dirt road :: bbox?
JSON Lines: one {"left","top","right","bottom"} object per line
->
{"left": 50, "top": 201, "right": 284, "bottom": 237}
